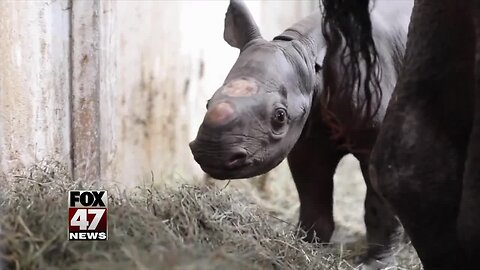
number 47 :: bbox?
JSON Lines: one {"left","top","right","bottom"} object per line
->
{"left": 71, "top": 209, "right": 105, "bottom": 230}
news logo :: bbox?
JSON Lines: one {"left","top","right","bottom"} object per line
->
{"left": 68, "top": 190, "right": 108, "bottom": 241}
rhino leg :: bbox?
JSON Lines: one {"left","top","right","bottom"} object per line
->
{"left": 287, "top": 129, "right": 345, "bottom": 242}
{"left": 368, "top": 97, "right": 472, "bottom": 270}
{"left": 357, "top": 157, "right": 403, "bottom": 269}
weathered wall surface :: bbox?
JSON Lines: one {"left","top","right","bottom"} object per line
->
{"left": 0, "top": 0, "right": 316, "bottom": 185}
{"left": 0, "top": 1, "right": 71, "bottom": 174}
{"left": 97, "top": 1, "right": 191, "bottom": 185}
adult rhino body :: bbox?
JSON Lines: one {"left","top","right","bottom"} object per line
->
{"left": 320, "top": 0, "right": 480, "bottom": 269}
{"left": 190, "top": 0, "right": 406, "bottom": 267}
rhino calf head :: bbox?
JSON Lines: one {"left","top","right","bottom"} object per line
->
{"left": 189, "top": 0, "right": 323, "bottom": 179}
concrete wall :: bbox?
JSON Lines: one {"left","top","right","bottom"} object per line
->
{"left": 0, "top": 1, "right": 71, "bottom": 173}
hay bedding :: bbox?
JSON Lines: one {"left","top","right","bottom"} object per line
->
{"left": 0, "top": 162, "right": 420, "bottom": 270}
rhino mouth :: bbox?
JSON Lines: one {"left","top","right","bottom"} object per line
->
{"left": 200, "top": 156, "right": 283, "bottom": 180}
{"left": 200, "top": 163, "right": 254, "bottom": 180}
{"left": 190, "top": 138, "right": 281, "bottom": 180}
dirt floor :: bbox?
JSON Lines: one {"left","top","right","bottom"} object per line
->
{"left": 0, "top": 157, "right": 421, "bottom": 269}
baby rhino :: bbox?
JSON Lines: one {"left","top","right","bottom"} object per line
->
{"left": 190, "top": 0, "right": 406, "bottom": 268}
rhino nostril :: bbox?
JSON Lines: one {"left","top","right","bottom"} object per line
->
{"left": 226, "top": 150, "right": 248, "bottom": 169}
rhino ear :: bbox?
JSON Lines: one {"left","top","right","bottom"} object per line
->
{"left": 224, "top": 0, "right": 262, "bottom": 49}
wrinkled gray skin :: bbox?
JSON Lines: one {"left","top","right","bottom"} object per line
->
{"left": 190, "top": 3, "right": 320, "bottom": 180}
{"left": 369, "top": 0, "right": 480, "bottom": 269}
{"left": 190, "top": 1, "right": 405, "bottom": 269}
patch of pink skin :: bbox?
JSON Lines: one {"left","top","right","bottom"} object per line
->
{"left": 222, "top": 79, "right": 258, "bottom": 97}
{"left": 205, "top": 102, "right": 235, "bottom": 125}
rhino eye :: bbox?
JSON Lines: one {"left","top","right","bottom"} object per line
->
{"left": 206, "top": 99, "right": 211, "bottom": 109}
{"left": 273, "top": 108, "right": 288, "bottom": 124}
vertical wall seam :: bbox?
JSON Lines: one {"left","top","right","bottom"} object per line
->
{"left": 68, "top": 0, "right": 75, "bottom": 179}
{"left": 96, "top": 3, "right": 102, "bottom": 180}
{"left": 70, "top": 0, "right": 102, "bottom": 183}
